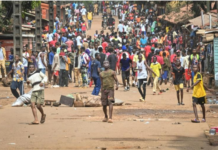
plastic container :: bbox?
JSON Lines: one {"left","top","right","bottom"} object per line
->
{"left": 209, "top": 129, "right": 216, "bottom": 135}
{"left": 207, "top": 99, "right": 213, "bottom": 104}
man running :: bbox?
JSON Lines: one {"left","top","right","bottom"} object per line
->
{"left": 100, "top": 61, "right": 119, "bottom": 123}
{"left": 120, "top": 53, "right": 132, "bottom": 91}
{"left": 27, "top": 63, "right": 47, "bottom": 125}
{"left": 150, "top": 56, "right": 162, "bottom": 95}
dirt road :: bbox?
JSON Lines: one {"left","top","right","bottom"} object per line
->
{"left": 0, "top": 14, "right": 217, "bottom": 150}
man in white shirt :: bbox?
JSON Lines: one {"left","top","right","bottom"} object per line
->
{"left": 121, "top": 12, "right": 125, "bottom": 21}
{"left": 80, "top": 6, "right": 87, "bottom": 21}
{"left": 76, "top": 33, "right": 82, "bottom": 50}
{"left": 117, "top": 21, "right": 124, "bottom": 34}
{"left": 115, "top": 4, "right": 118, "bottom": 16}
{"left": 47, "top": 32, "right": 53, "bottom": 43}
{"left": 141, "top": 23, "right": 146, "bottom": 36}
{"left": 123, "top": 23, "right": 128, "bottom": 33}
{"left": 182, "top": 50, "right": 191, "bottom": 88}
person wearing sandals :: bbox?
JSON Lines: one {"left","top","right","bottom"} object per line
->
{"left": 172, "top": 58, "right": 185, "bottom": 105}
{"left": 100, "top": 61, "right": 119, "bottom": 123}
{"left": 27, "top": 64, "right": 47, "bottom": 125}
{"left": 187, "top": 65, "right": 213, "bottom": 123}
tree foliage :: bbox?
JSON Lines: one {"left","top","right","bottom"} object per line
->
{"left": 0, "top": 1, "right": 41, "bottom": 32}
{"left": 191, "top": 2, "right": 207, "bottom": 17}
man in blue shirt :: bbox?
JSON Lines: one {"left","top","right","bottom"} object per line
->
{"left": 48, "top": 47, "right": 55, "bottom": 83}
{"left": 61, "top": 33, "right": 68, "bottom": 44}
{"left": 140, "top": 34, "right": 147, "bottom": 48}
{"left": 91, "top": 53, "right": 101, "bottom": 95}
{"left": 120, "top": 53, "right": 132, "bottom": 91}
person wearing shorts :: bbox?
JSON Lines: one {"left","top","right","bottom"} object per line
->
{"left": 100, "top": 61, "right": 119, "bottom": 123}
{"left": 27, "top": 64, "right": 47, "bottom": 125}
{"left": 172, "top": 59, "right": 185, "bottom": 105}
{"left": 120, "top": 53, "right": 132, "bottom": 91}
{"left": 187, "top": 65, "right": 213, "bottom": 123}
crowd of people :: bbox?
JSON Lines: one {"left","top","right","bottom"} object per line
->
{"left": 2, "top": 1, "right": 214, "bottom": 124}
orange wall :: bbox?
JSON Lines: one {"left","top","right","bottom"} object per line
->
{"left": 41, "top": 3, "right": 57, "bottom": 20}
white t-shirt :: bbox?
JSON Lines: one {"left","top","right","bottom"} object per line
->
{"left": 123, "top": 25, "right": 128, "bottom": 32}
{"left": 117, "top": 24, "right": 124, "bottom": 32}
{"left": 76, "top": 36, "right": 82, "bottom": 46}
{"left": 80, "top": 8, "right": 87, "bottom": 15}
{"left": 23, "top": 52, "right": 29, "bottom": 58}
{"left": 22, "top": 57, "right": 28, "bottom": 67}
{"left": 141, "top": 24, "right": 146, "bottom": 31}
{"left": 122, "top": 13, "right": 125, "bottom": 21}
{"left": 137, "top": 60, "right": 147, "bottom": 79}
{"left": 48, "top": 33, "right": 53, "bottom": 42}
{"left": 65, "top": 8, "right": 68, "bottom": 15}
{"left": 118, "top": 37, "right": 122, "bottom": 43}
{"left": 0, "top": 48, "right": 4, "bottom": 60}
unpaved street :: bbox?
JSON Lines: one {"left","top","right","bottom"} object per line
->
{"left": 0, "top": 14, "right": 217, "bottom": 150}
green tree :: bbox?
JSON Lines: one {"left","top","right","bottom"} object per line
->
{"left": 191, "top": 1, "right": 207, "bottom": 17}
{"left": 0, "top": 1, "right": 41, "bottom": 32}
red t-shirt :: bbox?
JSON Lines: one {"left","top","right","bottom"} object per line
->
{"left": 167, "top": 40, "right": 172, "bottom": 45}
{"left": 170, "top": 54, "right": 177, "bottom": 63}
{"left": 151, "top": 55, "right": 164, "bottom": 65}
{"left": 49, "top": 40, "right": 56, "bottom": 47}
{"left": 81, "top": 23, "right": 87, "bottom": 31}
{"left": 144, "top": 45, "right": 151, "bottom": 58}
{"left": 129, "top": 13, "right": 134, "bottom": 20}
{"left": 179, "top": 36, "right": 183, "bottom": 44}
{"left": 151, "top": 38, "right": 157, "bottom": 47}
{"left": 102, "top": 42, "right": 108, "bottom": 54}
{"left": 44, "top": 25, "right": 49, "bottom": 31}
{"left": 61, "top": 28, "right": 66, "bottom": 33}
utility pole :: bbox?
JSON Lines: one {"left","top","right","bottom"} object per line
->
{"left": 56, "top": 1, "right": 61, "bottom": 18}
{"left": 13, "top": 1, "right": 23, "bottom": 58}
{"left": 49, "top": 1, "right": 54, "bottom": 33}
{"left": 35, "top": 3, "right": 42, "bottom": 51}
{"left": 206, "top": 1, "right": 210, "bottom": 13}
{"left": 217, "top": 1, "right": 218, "bottom": 21}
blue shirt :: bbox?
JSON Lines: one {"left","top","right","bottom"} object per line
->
{"left": 91, "top": 60, "right": 101, "bottom": 78}
{"left": 72, "top": 3, "right": 75, "bottom": 9}
{"left": 140, "top": 38, "right": 147, "bottom": 46}
{"left": 61, "top": 37, "right": 68, "bottom": 43}
{"left": 120, "top": 58, "right": 132, "bottom": 71}
{"left": 8, "top": 54, "right": 14, "bottom": 61}
{"left": 49, "top": 52, "right": 54, "bottom": 65}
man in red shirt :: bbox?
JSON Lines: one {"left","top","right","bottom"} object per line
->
{"left": 102, "top": 39, "right": 108, "bottom": 54}
{"left": 170, "top": 49, "right": 177, "bottom": 65}
{"left": 49, "top": 36, "right": 56, "bottom": 48}
{"left": 61, "top": 27, "right": 66, "bottom": 33}
{"left": 129, "top": 12, "right": 134, "bottom": 21}
{"left": 151, "top": 50, "right": 164, "bottom": 65}
{"left": 144, "top": 43, "right": 151, "bottom": 58}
